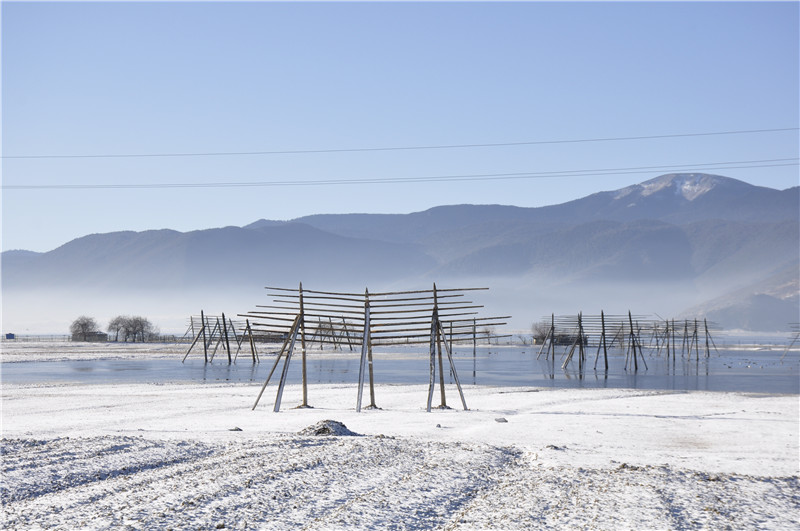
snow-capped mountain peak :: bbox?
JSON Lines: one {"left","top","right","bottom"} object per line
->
{"left": 615, "top": 173, "right": 726, "bottom": 202}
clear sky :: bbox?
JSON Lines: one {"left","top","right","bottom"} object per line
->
{"left": 2, "top": 1, "right": 798, "bottom": 252}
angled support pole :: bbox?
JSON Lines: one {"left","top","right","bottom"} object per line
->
{"left": 356, "top": 289, "right": 373, "bottom": 412}
{"left": 182, "top": 323, "right": 206, "bottom": 363}
{"left": 247, "top": 319, "right": 259, "bottom": 363}
{"left": 252, "top": 314, "right": 300, "bottom": 411}
{"left": 437, "top": 319, "right": 468, "bottom": 410}
{"left": 274, "top": 318, "right": 302, "bottom": 412}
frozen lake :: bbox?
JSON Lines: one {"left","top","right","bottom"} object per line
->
{"left": 3, "top": 345, "right": 797, "bottom": 394}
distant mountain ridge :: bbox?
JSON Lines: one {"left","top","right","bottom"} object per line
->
{"left": 3, "top": 173, "right": 799, "bottom": 331}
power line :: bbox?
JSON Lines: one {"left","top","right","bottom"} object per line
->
{"left": 3, "top": 158, "right": 797, "bottom": 191}
{"left": 2, "top": 127, "right": 797, "bottom": 160}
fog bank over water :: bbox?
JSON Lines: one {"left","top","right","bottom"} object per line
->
{"left": 2, "top": 274, "right": 713, "bottom": 337}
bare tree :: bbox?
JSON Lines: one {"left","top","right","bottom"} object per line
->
{"left": 481, "top": 326, "right": 496, "bottom": 344}
{"left": 130, "top": 316, "right": 156, "bottom": 342}
{"left": 70, "top": 316, "right": 100, "bottom": 341}
{"left": 109, "top": 315, "right": 156, "bottom": 342}
{"left": 107, "top": 315, "right": 127, "bottom": 342}
{"left": 531, "top": 321, "right": 550, "bottom": 343}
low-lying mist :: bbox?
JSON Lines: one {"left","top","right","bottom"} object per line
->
{"left": 1, "top": 274, "right": 714, "bottom": 337}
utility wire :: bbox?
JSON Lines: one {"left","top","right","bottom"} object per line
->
{"left": 3, "top": 158, "right": 797, "bottom": 191}
{"left": 2, "top": 127, "right": 797, "bottom": 160}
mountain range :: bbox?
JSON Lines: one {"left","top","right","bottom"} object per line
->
{"left": 2, "top": 173, "right": 798, "bottom": 332}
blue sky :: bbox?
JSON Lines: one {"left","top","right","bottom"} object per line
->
{"left": 2, "top": 1, "right": 798, "bottom": 252}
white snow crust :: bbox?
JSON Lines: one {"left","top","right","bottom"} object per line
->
{"left": 2, "top": 379, "right": 798, "bottom": 530}
{"left": 614, "top": 173, "right": 720, "bottom": 202}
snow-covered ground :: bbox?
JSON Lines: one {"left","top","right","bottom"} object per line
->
{"left": 2, "top": 374, "right": 798, "bottom": 529}
{"left": 0, "top": 340, "right": 187, "bottom": 363}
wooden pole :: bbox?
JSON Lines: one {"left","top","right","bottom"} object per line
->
{"left": 246, "top": 319, "right": 258, "bottom": 363}
{"left": 299, "top": 282, "right": 308, "bottom": 408}
{"left": 438, "top": 318, "right": 468, "bottom": 410}
{"left": 577, "top": 312, "right": 585, "bottom": 374}
{"left": 435, "top": 285, "right": 447, "bottom": 408}
{"left": 252, "top": 314, "right": 299, "bottom": 410}
{"left": 426, "top": 296, "right": 438, "bottom": 413}
{"left": 342, "top": 317, "right": 354, "bottom": 351}
{"left": 222, "top": 312, "right": 232, "bottom": 364}
{"left": 357, "top": 289, "right": 371, "bottom": 412}
{"left": 201, "top": 310, "right": 208, "bottom": 363}
{"left": 602, "top": 310, "right": 609, "bottom": 371}
{"left": 182, "top": 324, "right": 205, "bottom": 363}
{"left": 274, "top": 318, "right": 301, "bottom": 412}
{"left": 367, "top": 332, "right": 377, "bottom": 408}
{"left": 629, "top": 311, "right": 638, "bottom": 372}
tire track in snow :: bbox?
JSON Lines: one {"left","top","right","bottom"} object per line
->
{"left": 1, "top": 436, "right": 512, "bottom": 530}
{"left": 444, "top": 450, "right": 799, "bottom": 530}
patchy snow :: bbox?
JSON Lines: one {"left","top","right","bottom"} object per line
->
{"left": 2, "top": 380, "right": 798, "bottom": 529}
{"left": 614, "top": 173, "right": 722, "bottom": 202}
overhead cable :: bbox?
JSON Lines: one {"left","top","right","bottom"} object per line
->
{"left": 2, "top": 127, "right": 797, "bottom": 160}
{"left": 3, "top": 157, "right": 797, "bottom": 190}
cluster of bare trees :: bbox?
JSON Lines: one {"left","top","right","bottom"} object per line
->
{"left": 107, "top": 315, "right": 157, "bottom": 342}
{"left": 69, "top": 315, "right": 157, "bottom": 342}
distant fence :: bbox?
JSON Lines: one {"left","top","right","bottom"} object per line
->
{"left": 1, "top": 334, "right": 180, "bottom": 343}
{"left": 2, "top": 335, "right": 72, "bottom": 342}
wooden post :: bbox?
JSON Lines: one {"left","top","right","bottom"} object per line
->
{"left": 246, "top": 319, "right": 258, "bottom": 363}
{"left": 577, "top": 312, "right": 585, "bottom": 374}
{"left": 222, "top": 312, "right": 232, "bottom": 364}
{"left": 601, "top": 310, "right": 608, "bottom": 371}
{"left": 426, "top": 295, "right": 438, "bottom": 413}
{"left": 473, "top": 318, "right": 477, "bottom": 380}
{"left": 435, "top": 285, "right": 447, "bottom": 408}
{"left": 299, "top": 282, "right": 308, "bottom": 408}
{"left": 629, "top": 311, "right": 638, "bottom": 372}
{"left": 356, "top": 289, "right": 375, "bottom": 412}
{"left": 341, "top": 317, "right": 354, "bottom": 352}
{"left": 681, "top": 319, "right": 692, "bottom": 359}
{"left": 473, "top": 318, "right": 477, "bottom": 357}
{"left": 201, "top": 310, "right": 208, "bottom": 363}
{"left": 672, "top": 319, "right": 677, "bottom": 365}
{"left": 367, "top": 332, "right": 377, "bottom": 409}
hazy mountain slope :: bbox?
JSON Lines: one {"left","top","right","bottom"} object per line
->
{"left": 2, "top": 224, "right": 436, "bottom": 290}
{"left": 247, "top": 204, "right": 537, "bottom": 245}
{"left": 432, "top": 220, "right": 695, "bottom": 281}
{"left": 682, "top": 262, "right": 800, "bottom": 332}
{"left": 3, "top": 173, "right": 797, "bottom": 332}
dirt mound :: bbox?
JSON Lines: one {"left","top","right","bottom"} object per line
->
{"left": 298, "top": 420, "right": 360, "bottom": 437}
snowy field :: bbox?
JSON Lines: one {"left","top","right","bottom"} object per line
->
{"left": 2, "top": 343, "right": 799, "bottom": 529}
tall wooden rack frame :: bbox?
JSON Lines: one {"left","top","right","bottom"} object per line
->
{"left": 242, "top": 283, "right": 508, "bottom": 412}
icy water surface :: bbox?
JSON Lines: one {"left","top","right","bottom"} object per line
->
{"left": 3, "top": 345, "right": 798, "bottom": 394}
